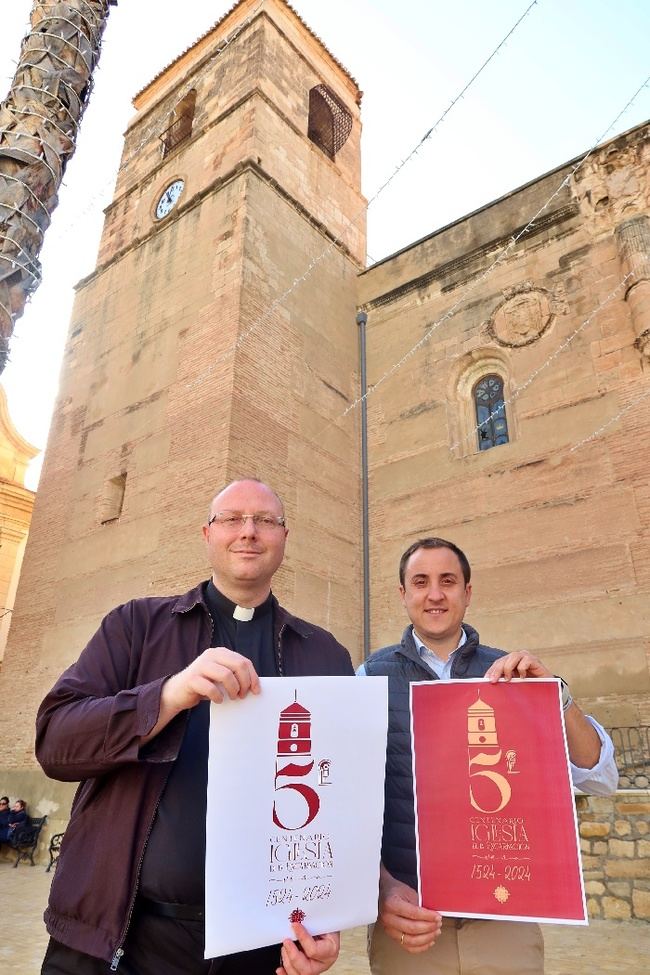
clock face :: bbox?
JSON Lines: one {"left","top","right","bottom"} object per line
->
{"left": 155, "top": 179, "right": 184, "bottom": 220}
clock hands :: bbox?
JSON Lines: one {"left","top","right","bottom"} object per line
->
{"left": 156, "top": 181, "right": 184, "bottom": 219}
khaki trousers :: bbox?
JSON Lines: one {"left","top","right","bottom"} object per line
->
{"left": 368, "top": 917, "right": 544, "bottom": 975}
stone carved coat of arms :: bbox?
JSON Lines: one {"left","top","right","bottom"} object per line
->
{"left": 487, "top": 285, "right": 554, "bottom": 347}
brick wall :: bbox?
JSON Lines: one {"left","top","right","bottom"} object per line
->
{"left": 0, "top": 0, "right": 365, "bottom": 788}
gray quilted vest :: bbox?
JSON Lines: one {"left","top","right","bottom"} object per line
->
{"left": 364, "top": 623, "right": 505, "bottom": 891}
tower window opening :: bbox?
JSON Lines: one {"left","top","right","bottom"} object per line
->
{"left": 160, "top": 89, "right": 197, "bottom": 158}
{"left": 308, "top": 84, "right": 352, "bottom": 160}
{"left": 473, "top": 374, "right": 509, "bottom": 451}
{"left": 100, "top": 473, "right": 127, "bottom": 525}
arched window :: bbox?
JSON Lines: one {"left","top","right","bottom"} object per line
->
{"left": 473, "top": 374, "right": 509, "bottom": 450}
{"left": 307, "top": 84, "right": 352, "bottom": 160}
{"left": 160, "top": 89, "right": 197, "bottom": 158}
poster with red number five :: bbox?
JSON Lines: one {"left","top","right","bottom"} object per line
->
{"left": 411, "top": 678, "right": 587, "bottom": 924}
{"left": 205, "top": 676, "right": 388, "bottom": 957}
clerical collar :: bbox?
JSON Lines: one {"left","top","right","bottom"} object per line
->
{"left": 205, "top": 580, "right": 273, "bottom": 621}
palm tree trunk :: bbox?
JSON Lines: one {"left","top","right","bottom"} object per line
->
{"left": 0, "top": 0, "right": 117, "bottom": 373}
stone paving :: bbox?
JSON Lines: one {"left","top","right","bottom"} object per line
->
{"left": 2, "top": 862, "right": 649, "bottom": 974}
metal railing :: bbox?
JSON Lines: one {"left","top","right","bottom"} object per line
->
{"left": 159, "top": 114, "right": 193, "bottom": 158}
{"left": 610, "top": 726, "right": 650, "bottom": 789}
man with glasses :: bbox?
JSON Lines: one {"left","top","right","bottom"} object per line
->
{"left": 36, "top": 479, "right": 353, "bottom": 975}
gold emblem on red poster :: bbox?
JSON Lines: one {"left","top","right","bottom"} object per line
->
{"left": 411, "top": 679, "right": 587, "bottom": 924}
{"left": 467, "top": 692, "right": 514, "bottom": 814}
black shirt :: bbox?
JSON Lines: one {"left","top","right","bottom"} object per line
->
{"left": 204, "top": 580, "right": 277, "bottom": 678}
{"left": 138, "top": 581, "right": 276, "bottom": 904}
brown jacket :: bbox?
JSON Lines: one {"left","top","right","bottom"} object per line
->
{"left": 36, "top": 582, "right": 353, "bottom": 964}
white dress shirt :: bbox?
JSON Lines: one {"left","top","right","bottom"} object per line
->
{"left": 358, "top": 624, "right": 618, "bottom": 795}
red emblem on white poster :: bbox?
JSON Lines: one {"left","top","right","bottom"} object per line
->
{"left": 273, "top": 693, "right": 325, "bottom": 831}
{"left": 205, "top": 676, "right": 388, "bottom": 957}
{"left": 411, "top": 679, "right": 587, "bottom": 924}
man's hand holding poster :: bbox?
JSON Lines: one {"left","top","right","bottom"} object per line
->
{"left": 411, "top": 678, "right": 587, "bottom": 925}
{"left": 205, "top": 676, "right": 388, "bottom": 957}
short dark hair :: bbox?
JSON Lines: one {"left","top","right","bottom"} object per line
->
{"left": 14, "top": 799, "right": 25, "bottom": 810}
{"left": 399, "top": 537, "right": 471, "bottom": 587}
{"left": 0, "top": 796, "right": 8, "bottom": 804}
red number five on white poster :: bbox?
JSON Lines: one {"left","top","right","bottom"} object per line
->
{"left": 273, "top": 759, "right": 320, "bottom": 829}
{"left": 273, "top": 694, "right": 320, "bottom": 830}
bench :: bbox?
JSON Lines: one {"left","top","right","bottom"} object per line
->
{"left": 9, "top": 815, "right": 47, "bottom": 867}
{"left": 46, "top": 831, "right": 64, "bottom": 872}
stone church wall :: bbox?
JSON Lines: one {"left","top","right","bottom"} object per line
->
{"left": 359, "top": 122, "right": 650, "bottom": 729}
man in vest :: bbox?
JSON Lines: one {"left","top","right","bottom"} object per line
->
{"left": 360, "top": 536, "right": 617, "bottom": 975}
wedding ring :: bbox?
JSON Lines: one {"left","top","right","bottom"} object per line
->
{"left": 400, "top": 932, "right": 405, "bottom": 946}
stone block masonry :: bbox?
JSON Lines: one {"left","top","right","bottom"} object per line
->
{"left": 578, "top": 792, "right": 650, "bottom": 920}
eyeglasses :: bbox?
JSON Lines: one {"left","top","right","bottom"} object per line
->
{"left": 208, "top": 511, "right": 286, "bottom": 531}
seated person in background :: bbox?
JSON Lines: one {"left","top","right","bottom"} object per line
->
{"left": 0, "top": 796, "right": 9, "bottom": 829}
{"left": 0, "top": 799, "right": 27, "bottom": 843}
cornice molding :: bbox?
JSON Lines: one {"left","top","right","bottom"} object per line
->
{"left": 365, "top": 204, "right": 580, "bottom": 311}
{"left": 78, "top": 156, "right": 362, "bottom": 293}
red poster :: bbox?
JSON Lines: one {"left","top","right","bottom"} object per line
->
{"left": 411, "top": 678, "right": 587, "bottom": 924}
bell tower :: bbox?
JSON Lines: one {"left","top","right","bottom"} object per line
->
{"left": 0, "top": 0, "right": 365, "bottom": 800}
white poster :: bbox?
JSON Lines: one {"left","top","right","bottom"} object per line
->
{"left": 205, "top": 675, "right": 388, "bottom": 958}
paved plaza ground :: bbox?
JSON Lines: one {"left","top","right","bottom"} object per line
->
{"left": 2, "top": 862, "right": 648, "bottom": 974}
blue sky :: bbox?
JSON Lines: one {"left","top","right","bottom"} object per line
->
{"left": 0, "top": 0, "right": 648, "bottom": 485}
